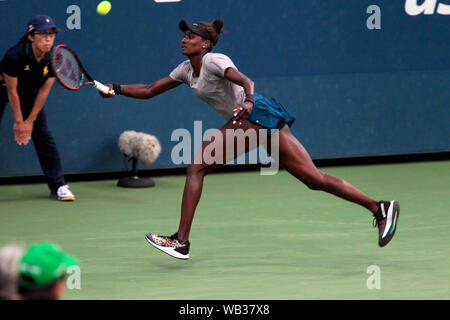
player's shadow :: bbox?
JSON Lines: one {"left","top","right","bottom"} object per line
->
{"left": 142, "top": 256, "right": 207, "bottom": 271}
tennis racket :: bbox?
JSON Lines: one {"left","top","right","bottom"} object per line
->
{"left": 52, "top": 44, "right": 112, "bottom": 94}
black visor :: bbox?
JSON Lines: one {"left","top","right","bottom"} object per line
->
{"left": 179, "top": 20, "right": 215, "bottom": 46}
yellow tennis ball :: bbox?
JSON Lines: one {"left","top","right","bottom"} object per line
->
{"left": 97, "top": 1, "right": 111, "bottom": 16}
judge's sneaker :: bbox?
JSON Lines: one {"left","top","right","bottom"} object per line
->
{"left": 51, "top": 185, "right": 75, "bottom": 201}
{"left": 373, "top": 200, "right": 400, "bottom": 247}
{"left": 145, "top": 232, "right": 190, "bottom": 260}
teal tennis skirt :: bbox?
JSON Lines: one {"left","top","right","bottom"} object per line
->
{"left": 247, "top": 93, "right": 296, "bottom": 129}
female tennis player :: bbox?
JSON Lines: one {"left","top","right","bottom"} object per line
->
{"left": 103, "top": 19, "right": 399, "bottom": 259}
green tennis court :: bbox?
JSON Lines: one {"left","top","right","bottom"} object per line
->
{"left": 1, "top": 160, "right": 449, "bottom": 299}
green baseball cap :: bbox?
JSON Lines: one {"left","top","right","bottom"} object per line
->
{"left": 18, "top": 242, "right": 78, "bottom": 289}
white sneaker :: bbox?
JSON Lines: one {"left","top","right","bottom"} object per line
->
{"left": 52, "top": 185, "right": 75, "bottom": 201}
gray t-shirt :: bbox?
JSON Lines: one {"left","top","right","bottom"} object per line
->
{"left": 169, "top": 53, "right": 245, "bottom": 120}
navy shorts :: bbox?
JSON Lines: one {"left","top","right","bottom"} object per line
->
{"left": 247, "top": 93, "right": 296, "bottom": 129}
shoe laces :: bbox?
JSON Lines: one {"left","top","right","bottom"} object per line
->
{"left": 58, "top": 185, "right": 73, "bottom": 195}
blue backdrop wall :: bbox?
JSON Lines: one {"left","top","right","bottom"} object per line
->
{"left": 0, "top": 0, "right": 449, "bottom": 177}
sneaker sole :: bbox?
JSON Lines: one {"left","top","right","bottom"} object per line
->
{"left": 145, "top": 234, "right": 189, "bottom": 260}
{"left": 379, "top": 200, "right": 400, "bottom": 247}
{"left": 58, "top": 197, "right": 75, "bottom": 201}
{"left": 50, "top": 194, "right": 75, "bottom": 201}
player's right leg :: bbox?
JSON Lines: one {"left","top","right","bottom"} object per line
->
{"left": 145, "top": 118, "right": 264, "bottom": 259}
{"left": 176, "top": 118, "right": 265, "bottom": 243}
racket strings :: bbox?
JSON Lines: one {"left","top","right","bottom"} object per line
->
{"left": 53, "top": 47, "right": 83, "bottom": 89}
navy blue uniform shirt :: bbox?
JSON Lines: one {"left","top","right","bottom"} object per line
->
{"left": 0, "top": 41, "right": 55, "bottom": 94}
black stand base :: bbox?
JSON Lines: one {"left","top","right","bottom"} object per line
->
{"left": 117, "top": 176, "right": 155, "bottom": 188}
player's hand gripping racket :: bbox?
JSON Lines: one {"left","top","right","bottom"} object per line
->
{"left": 52, "top": 44, "right": 113, "bottom": 95}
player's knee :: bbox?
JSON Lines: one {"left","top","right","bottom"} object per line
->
{"left": 305, "top": 181, "right": 322, "bottom": 191}
{"left": 303, "top": 172, "right": 325, "bottom": 191}
{"left": 186, "top": 164, "right": 199, "bottom": 177}
{"left": 186, "top": 163, "right": 209, "bottom": 178}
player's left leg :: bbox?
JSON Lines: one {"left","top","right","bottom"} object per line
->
{"left": 277, "top": 125, "right": 379, "bottom": 212}
{"left": 276, "top": 125, "right": 399, "bottom": 246}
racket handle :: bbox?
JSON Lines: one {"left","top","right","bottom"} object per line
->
{"left": 93, "top": 80, "right": 113, "bottom": 95}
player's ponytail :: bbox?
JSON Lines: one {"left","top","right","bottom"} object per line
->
{"left": 198, "top": 19, "right": 225, "bottom": 51}
{"left": 212, "top": 19, "right": 224, "bottom": 35}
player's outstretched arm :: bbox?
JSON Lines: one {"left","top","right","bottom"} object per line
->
{"left": 101, "top": 76, "right": 181, "bottom": 99}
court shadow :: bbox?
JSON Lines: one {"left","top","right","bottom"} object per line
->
{"left": 141, "top": 255, "right": 208, "bottom": 271}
